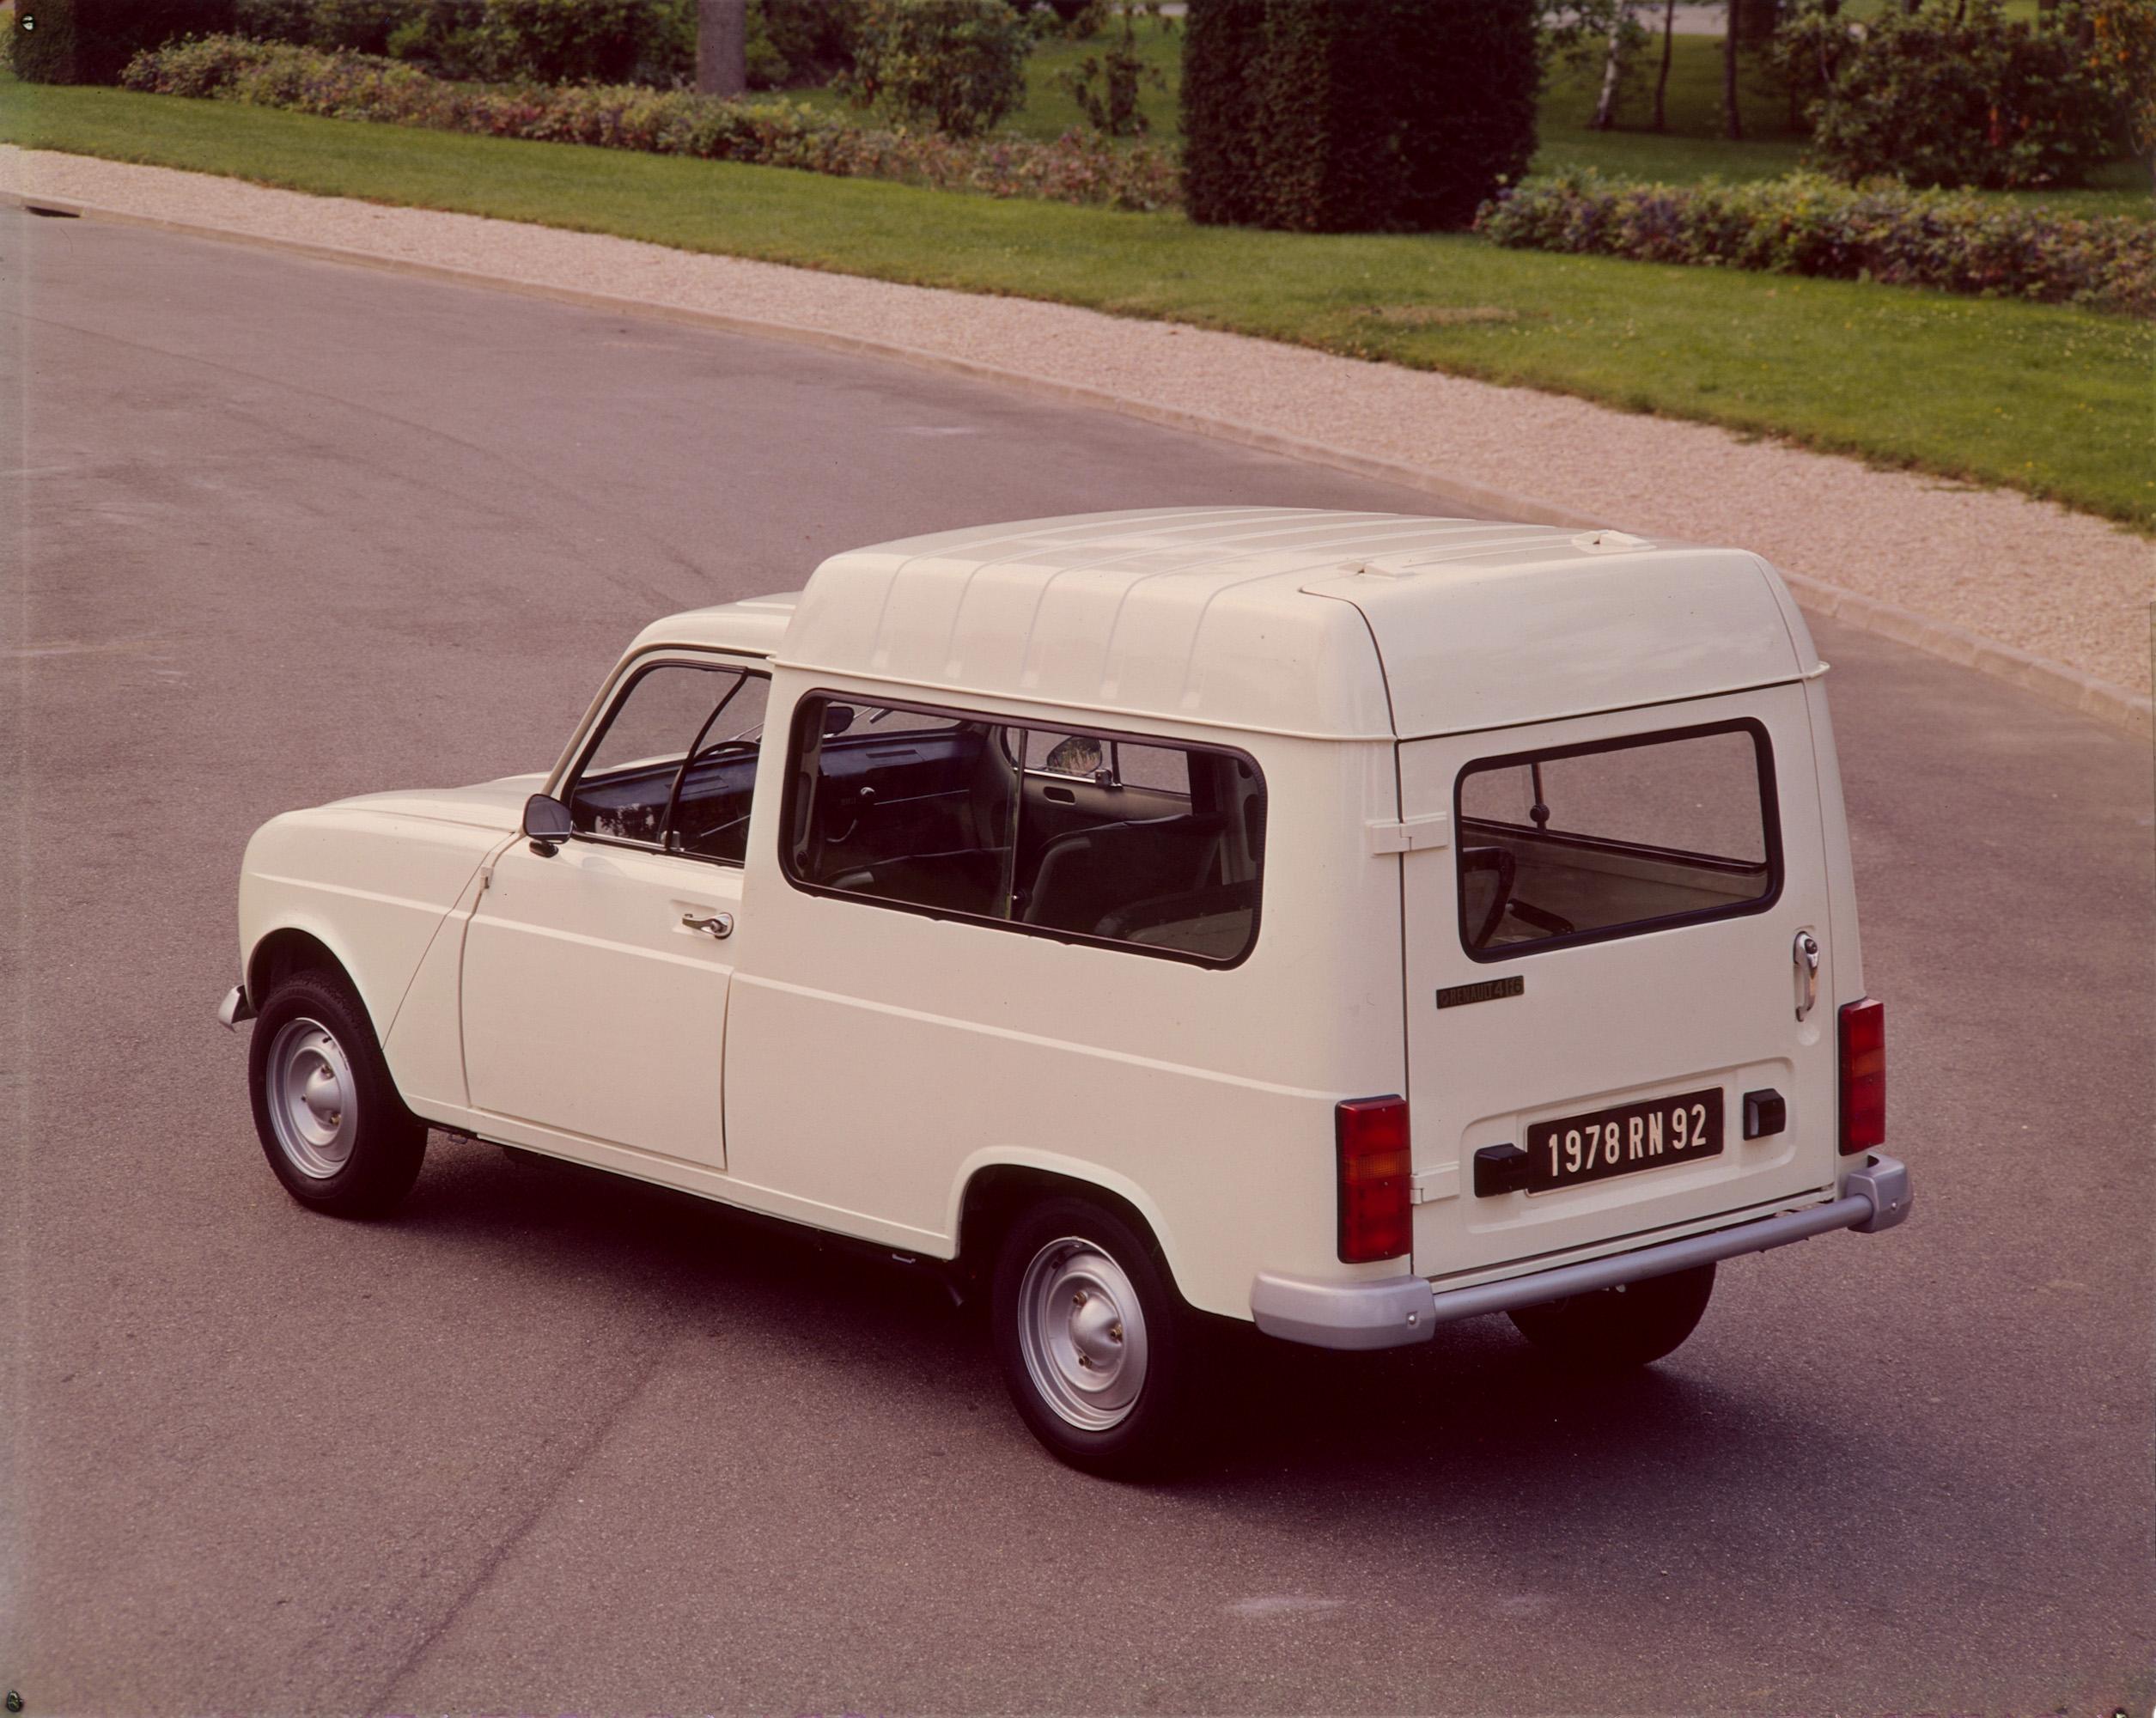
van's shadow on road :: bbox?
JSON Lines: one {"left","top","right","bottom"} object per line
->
{"left": 387, "top": 1134, "right": 1901, "bottom": 1547}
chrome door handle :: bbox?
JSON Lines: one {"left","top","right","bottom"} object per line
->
{"left": 682, "top": 911, "right": 734, "bottom": 940}
{"left": 1793, "top": 929, "right": 1821, "bottom": 1020}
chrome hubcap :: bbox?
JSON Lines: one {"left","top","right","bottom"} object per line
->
{"left": 265, "top": 1017, "right": 356, "bottom": 1179}
{"left": 1016, "top": 1236, "right": 1148, "bottom": 1432}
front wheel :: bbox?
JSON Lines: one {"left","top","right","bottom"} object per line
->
{"left": 1507, "top": 1262, "right": 1715, "bottom": 1373}
{"left": 247, "top": 967, "right": 426, "bottom": 1218}
{"left": 990, "top": 1197, "right": 1198, "bottom": 1479}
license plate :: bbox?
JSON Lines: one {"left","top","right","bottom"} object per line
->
{"left": 1526, "top": 1087, "right": 1724, "bottom": 1194}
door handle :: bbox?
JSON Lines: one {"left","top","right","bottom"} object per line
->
{"left": 1793, "top": 929, "right": 1820, "bottom": 1020}
{"left": 682, "top": 911, "right": 734, "bottom": 940}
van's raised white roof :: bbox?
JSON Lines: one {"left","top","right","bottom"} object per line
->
{"left": 661, "top": 509, "right": 1819, "bottom": 740}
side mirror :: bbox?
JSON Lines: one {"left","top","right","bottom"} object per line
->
{"left": 523, "top": 793, "right": 574, "bottom": 856}
{"left": 822, "top": 704, "right": 856, "bottom": 738}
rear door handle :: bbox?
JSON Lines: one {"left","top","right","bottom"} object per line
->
{"left": 682, "top": 911, "right": 734, "bottom": 939}
{"left": 1793, "top": 929, "right": 1820, "bottom": 1020}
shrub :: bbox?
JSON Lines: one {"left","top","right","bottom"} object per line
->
{"left": 1182, "top": 0, "right": 1539, "bottom": 233}
{"left": 845, "top": 0, "right": 1030, "bottom": 137}
{"left": 1056, "top": 1, "right": 1169, "bottom": 137}
{"left": 1476, "top": 168, "right": 2156, "bottom": 320}
{"left": 121, "top": 35, "right": 1179, "bottom": 209}
{"left": 1797, "top": 0, "right": 2129, "bottom": 190}
{"left": 1178, "top": 0, "right": 1266, "bottom": 224}
{"left": 469, "top": 0, "right": 650, "bottom": 82}
{"left": 758, "top": 0, "right": 860, "bottom": 86}
{"left": 234, "top": 0, "right": 720, "bottom": 87}
{"left": 11, "top": 0, "right": 235, "bottom": 83}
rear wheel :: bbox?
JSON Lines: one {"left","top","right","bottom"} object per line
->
{"left": 248, "top": 967, "right": 426, "bottom": 1218}
{"left": 1507, "top": 1263, "right": 1715, "bottom": 1373}
{"left": 990, "top": 1196, "right": 1197, "bottom": 1479}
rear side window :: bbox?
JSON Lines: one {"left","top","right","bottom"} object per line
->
{"left": 1454, "top": 720, "right": 1779, "bottom": 959}
{"left": 783, "top": 695, "right": 1265, "bottom": 966}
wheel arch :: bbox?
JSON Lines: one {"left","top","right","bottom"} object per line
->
{"left": 951, "top": 1153, "right": 1190, "bottom": 1309}
{"left": 245, "top": 923, "right": 390, "bottom": 1037}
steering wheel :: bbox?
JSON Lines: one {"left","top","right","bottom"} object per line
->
{"left": 1459, "top": 846, "right": 1517, "bottom": 950}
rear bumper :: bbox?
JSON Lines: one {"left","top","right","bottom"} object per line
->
{"left": 1251, "top": 1154, "right": 1912, "bottom": 1351}
{"left": 216, "top": 984, "right": 256, "bottom": 1031}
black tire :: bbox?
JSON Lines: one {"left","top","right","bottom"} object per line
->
{"left": 990, "top": 1195, "right": 1199, "bottom": 1479}
{"left": 1507, "top": 1262, "right": 1715, "bottom": 1373}
{"left": 247, "top": 966, "right": 426, "bottom": 1218}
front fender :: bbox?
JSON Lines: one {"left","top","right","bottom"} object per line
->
{"left": 239, "top": 806, "right": 499, "bottom": 1039}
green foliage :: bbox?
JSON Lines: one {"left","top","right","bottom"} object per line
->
{"left": 1797, "top": 0, "right": 2130, "bottom": 189}
{"left": 11, "top": 0, "right": 235, "bottom": 83}
{"left": 1479, "top": 168, "right": 2156, "bottom": 318}
{"left": 119, "top": 34, "right": 1176, "bottom": 204}
{"left": 232, "top": 0, "right": 743, "bottom": 88}
{"left": 1055, "top": 0, "right": 1168, "bottom": 136}
{"left": 1178, "top": 0, "right": 1264, "bottom": 222}
{"left": 755, "top": 0, "right": 861, "bottom": 88}
{"left": 1539, "top": 0, "right": 1651, "bottom": 129}
{"left": 472, "top": 0, "right": 651, "bottom": 82}
{"left": 1182, "top": 0, "right": 1540, "bottom": 233}
{"left": 844, "top": 0, "right": 1030, "bottom": 137}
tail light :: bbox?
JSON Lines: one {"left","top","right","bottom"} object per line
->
{"left": 1337, "top": 1095, "right": 1411, "bottom": 1263}
{"left": 1838, "top": 998, "right": 1885, "bottom": 1154}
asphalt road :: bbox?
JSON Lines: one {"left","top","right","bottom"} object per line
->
{"left": 3, "top": 210, "right": 2150, "bottom": 1716}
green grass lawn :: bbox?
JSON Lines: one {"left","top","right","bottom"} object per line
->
{"left": 4, "top": 72, "right": 2149, "bottom": 528}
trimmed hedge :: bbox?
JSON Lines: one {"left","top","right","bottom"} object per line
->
{"left": 1182, "top": 0, "right": 1538, "bottom": 233}
{"left": 11, "top": 0, "right": 234, "bottom": 83}
{"left": 1476, "top": 170, "right": 2156, "bottom": 320}
{"left": 1178, "top": 0, "right": 1264, "bottom": 226}
{"left": 120, "top": 35, "right": 1179, "bottom": 210}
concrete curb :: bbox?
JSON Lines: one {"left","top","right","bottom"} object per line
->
{"left": 18, "top": 190, "right": 2151, "bottom": 741}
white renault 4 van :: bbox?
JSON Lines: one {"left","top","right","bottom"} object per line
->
{"left": 223, "top": 509, "right": 1909, "bottom": 1476}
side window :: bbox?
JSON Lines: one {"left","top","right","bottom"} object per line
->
{"left": 784, "top": 694, "right": 1265, "bottom": 966}
{"left": 787, "top": 699, "right": 1014, "bottom": 917}
{"left": 1454, "top": 721, "right": 1778, "bottom": 958}
{"left": 566, "top": 661, "right": 770, "bottom": 862}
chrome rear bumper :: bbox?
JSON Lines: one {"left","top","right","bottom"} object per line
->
{"left": 1251, "top": 1154, "right": 1911, "bottom": 1351}
{"left": 216, "top": 984, "right": 256, "bottom": 1031}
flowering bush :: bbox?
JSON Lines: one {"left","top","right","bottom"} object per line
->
{"left": 1476, "top": 170, "right": 2154, "bottom": 320}
{"left": 122, "top": 36, "right": 1179, "bottom": 210}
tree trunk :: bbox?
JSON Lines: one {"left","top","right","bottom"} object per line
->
{"left": 1652, "top": 0, "right": 1676, "bottom": 131}
{"left": 697, "top": 0, "right": 748, "bottom": 99}
{"left": 1591, "top": 3, "right": 1629, "bottom": 131}
{"left": 1723, "top": 1, "right": 1743, "bottom": 139}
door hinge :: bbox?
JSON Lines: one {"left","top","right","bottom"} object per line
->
{"left": 1410, "top": 1163, "right": 1459, "bottom": 1204}
{"left": 1368, "top": 811, "right": 1452, "bottom": 855}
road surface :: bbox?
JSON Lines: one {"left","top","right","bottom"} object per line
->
{"left": 3, "top": 211, "right": 2149, "bottom": 1715}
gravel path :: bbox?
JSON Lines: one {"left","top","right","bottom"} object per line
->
{"left": 10, "top": 146, "right": 2149, "bottom": 707}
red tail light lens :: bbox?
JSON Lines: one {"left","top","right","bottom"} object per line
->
{"left": 1337, "top": 1095, "right": 1412, "bottom": 1263}
{"left": 1838, "top": 997, "right": 1885, "bottom": 1154}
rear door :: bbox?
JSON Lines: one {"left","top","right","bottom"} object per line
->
{"left": 1398, "top": 685, "right": 1837, "bottom": 1281}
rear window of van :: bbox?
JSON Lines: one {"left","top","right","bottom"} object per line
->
{"left": 1453, "top": 720, "right": 1780, "bottom": 959}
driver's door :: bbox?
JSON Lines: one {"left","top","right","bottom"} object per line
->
{"left": 460, "top": 655, "right": 769, "bottom": 1171}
